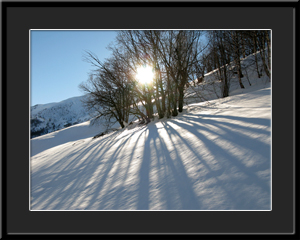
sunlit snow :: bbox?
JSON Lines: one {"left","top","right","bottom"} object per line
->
{"left": 31, "top": 86, "right": 271, "bottom": 210}
{"left": 31, "top": 52, "right": 271, "bottom": 210}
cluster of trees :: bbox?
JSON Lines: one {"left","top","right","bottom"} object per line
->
{"left": 79, "top": 30, "right": 271, "bottom": 129}
{"left": 200, "top": 30, "right": 271, "bottom": 97}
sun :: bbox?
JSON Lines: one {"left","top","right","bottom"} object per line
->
{"left": 136, "top": 65, "right": 154, "bottom": 85}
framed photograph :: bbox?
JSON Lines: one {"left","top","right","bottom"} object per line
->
{"left": 2, "top": 1, "right": 297, "bottom": 238}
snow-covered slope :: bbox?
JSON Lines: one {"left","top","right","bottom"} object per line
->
{"left": 30, "top": 121, "right": 114, "bottom": 156}
{"left": 31, "top": 81, "right": 271, "bottom": 210}
{"left": 31, "top": 51, "right": 267, "bottom": 139}
{"left": 184, "top": 50, "right": 269, "bottom": 104}
{"left": 31, "top": 95, "right": 92, "bottom": 138}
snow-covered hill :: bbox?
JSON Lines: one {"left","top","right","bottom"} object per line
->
{"left": 30, "top": 51, "right": 271, "bottom": 210}
{"left": 31, "top": 81, "right": 271, "bottom": 210}
{"left": 184, "top": 50, "right": 269, "bottom": 104}
{"left": 31, "top": 95, "right": 92, "bottom": 138}
{"left": 31, "top": 51, "right": 267, "bottom": 139}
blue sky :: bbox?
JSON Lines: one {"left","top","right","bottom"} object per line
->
{"left": 30, "top": 30, "right": 118, "bottom": 106}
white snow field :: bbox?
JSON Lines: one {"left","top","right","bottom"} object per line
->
{"left": 31, "top": 80, "right": 271, "bottom": 210}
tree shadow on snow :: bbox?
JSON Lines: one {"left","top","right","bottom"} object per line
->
{"left": 160, "top": 114, "right": 271, "bottom": 210}
{"left": 31, "top": 114, "right": 271, "bottom": 210}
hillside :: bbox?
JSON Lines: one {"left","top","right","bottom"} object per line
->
{"left": 31, "top": 80, "right": 271, "bottom": 210}
{"left": 31, "top": 50, "right": 267, "bottom": 139}
{"left": 31, "top": 95, "right": 92, "bottom": 138}
{"left": 30, "top": 50, "right": 271, "bottom": 210}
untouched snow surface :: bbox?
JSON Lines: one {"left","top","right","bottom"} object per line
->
{"left": 31, "top": 83, "right": 271, "bottom": 210}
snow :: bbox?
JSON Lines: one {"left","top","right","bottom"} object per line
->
{"left": 31, "top": 95, "right": 93, "bottom": 138}
{"left": 31, "top": 81, "right": 271, "bottom": 210}
{"left": 30, "top": 121, "right": 119, "bottom": 156}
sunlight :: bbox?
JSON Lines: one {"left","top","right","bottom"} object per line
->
{"left": 136, "top": 65, "right": 154, "bottom": 85}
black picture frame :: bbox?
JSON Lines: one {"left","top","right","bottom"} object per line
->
{"left": 2, "top": 1, "right": 298, "bottom": 238}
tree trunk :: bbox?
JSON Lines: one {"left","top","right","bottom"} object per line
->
{"left": 222, "top": 61, "right": 229, "bottom": 97}
{"left": 154, "top": 75, "right": 163, "bottom": 118}
{"left": 172, "top": 81, "right": 178, "bottom": 116}
{"left": 219, "top": 31, "right": 229, "bottom": 97}
{"left": 241, "top": 33, "right": 246, "bottom": 58}
{"left": 159, "top": 71, "right": 166, "bottom": 115}
{"left": 234, "top": 32, "right": 245, "bottom": 89}
{"left": 112, "top": 110, "right": 125, "bottom": 128}
{"left": 166, "top": 71, "right": 172, "bottom": 118}
{"left": 265, "top": 30, "right": 271, "bottom": 75}
{"left": 216, "top": 53, "right": 222, "bottom": 81}
{"left": 119, "top": 120, "right": 125, "bottom": 128}
{"left": 253, "top": 32, "right": 261, "bottom": 78}
{"left": 223, "top": 77, "right": 229, "bottom": 97}
{"left": 178, "top": 86, "right": 184, "bottom": 112}
{"left": 257, "top": 31, "right": 271, "bottom": 79}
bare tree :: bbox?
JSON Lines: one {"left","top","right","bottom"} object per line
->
{"left": 80, "top": 29, "right": 269, "bottom": 130}
{"left": 80, "top": 52, "right": 135, "bottom": 128}
{"left": 208, "top": 30, "right": 231, "bottom": 97}
{"left": 256, "top": 30, "right": 271, "bottom": 79}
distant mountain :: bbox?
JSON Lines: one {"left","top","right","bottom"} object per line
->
{"left": 31, "top": 95, "right": 92, "bottom": 138}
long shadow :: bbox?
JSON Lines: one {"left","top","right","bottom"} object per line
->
{"left": 112, "top": 126, "right": 147, "bottom": 209}
{"left": 32, "top": 125, "right": 151, "bottom": 210}
{"left": 57, "top": 137, "right": 119, "bottom": 210}
{"left": 31, "top": 132, "right": 115, "bottom": 185}
{"left": 164, "top": 117, "right": 270, "bottom": 209}
{"left": 162, "top": 121, "right": 240, "bottom": 209}
{"left": 86, "top": 126, "right": 148, "bottom": 210}
{"left": 136, "top": 129, "right": 151, "bottom": 210}
{"left": 186, "top": 114, "right": 271, "bottom": 129}
{"left": 151, "top": 130, "right": 174, "bottom": 209}
{"left": 137, "top": 124, "right": 201, "bottom": 210}
{"left": 32, "top": 128, "right": 123, "bottom": 176}
{"left": 180, "top": 116, "right": 271, "bottom": 162}
{"left": 31, "top": 134, "right": 118, "bottom": 209}
{"left": 151, "top": 125, "right": 180, "bottom": 209}
{"left": 31, "top": 112, "right": 271, "bottom": 210}
{"left": 170, "top": 118, "right": 270, "bottom": 187}
{"left": 31, "top": 129, "right": 127, "bottom": 209}
{"left": 155, "top": 124, "right": 201, "bottom": 209}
